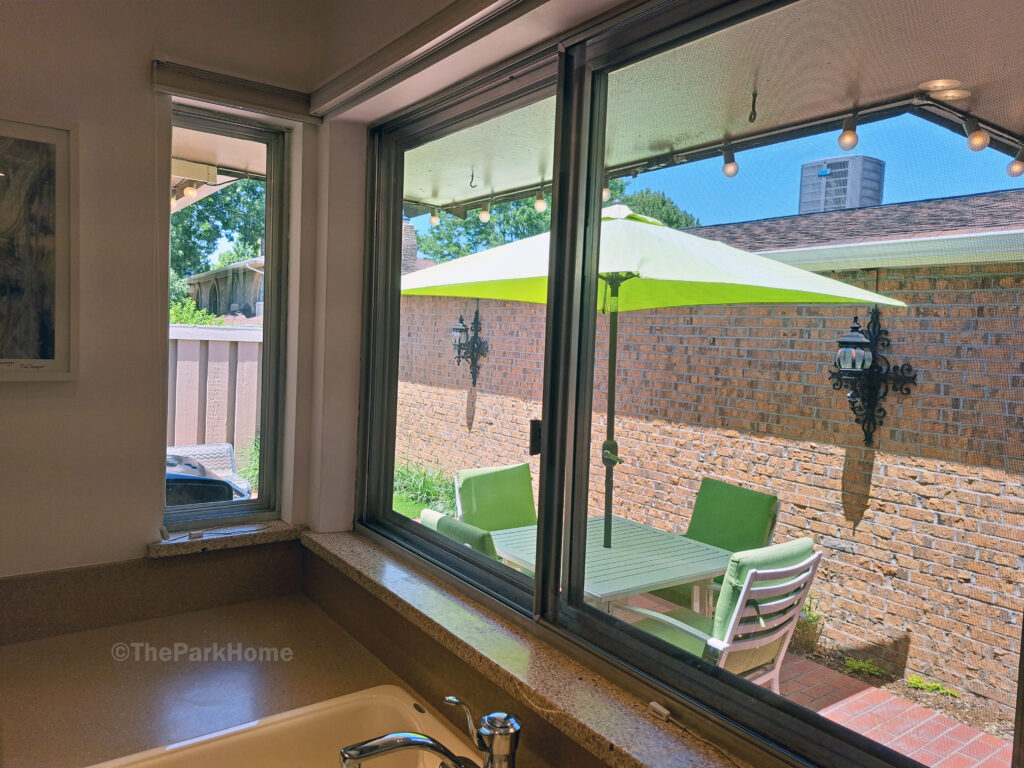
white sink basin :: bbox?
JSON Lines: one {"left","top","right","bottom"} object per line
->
{"left": 88, "top": 685, "right": 475, "bottom": 767}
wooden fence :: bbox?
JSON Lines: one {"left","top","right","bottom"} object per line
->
{"left": 167, "top": 325, "right": 262, "bottom": 453}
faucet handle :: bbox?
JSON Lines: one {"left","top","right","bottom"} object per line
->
{"left": 443, "top": 696, "right": 486, "bottom": 750}
{"left": 479, "top": 712, "right": 521, "bottom": 763}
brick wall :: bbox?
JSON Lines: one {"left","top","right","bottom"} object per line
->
{"left": 395, "top": 261, "right": 1024, "bottom": 714}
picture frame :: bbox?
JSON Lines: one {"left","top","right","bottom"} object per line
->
{"left": 0, "top": 117, "right": 77, "bottom": 380}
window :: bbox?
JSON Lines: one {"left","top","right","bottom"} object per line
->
{"left": 165, "top": 109, "right": 286, "bottom": 527}
{"left": 361, "top": 1, "right": 1024, "bottom": 766}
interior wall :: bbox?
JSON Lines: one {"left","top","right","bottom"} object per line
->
{"left": 0, "top": 0, "right": 332, "bottom": 577}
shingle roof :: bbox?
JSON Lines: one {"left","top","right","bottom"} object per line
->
{"left": 689, "top": 188, "right": 1024, "bottom": 252}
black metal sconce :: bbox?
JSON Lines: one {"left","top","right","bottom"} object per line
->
{"left": 451, "top": 301, "right": 488, "bottom": 386}
{"left": 829, "top": 306, "right": 916, "bottom": 447}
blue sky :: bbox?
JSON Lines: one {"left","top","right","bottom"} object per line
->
{"left": 411, "top": 113, "right": 1023, "bottom": 238}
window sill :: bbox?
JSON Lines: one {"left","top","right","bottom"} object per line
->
{"left": 148, "top": 520, "right": 304, "bottom": 558}
{"left": 301, "top": 530, "right": 753, "bottom": 768}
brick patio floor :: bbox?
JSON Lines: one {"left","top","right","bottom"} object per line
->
{"left": 780, "top": 656, "right": 1012, "bottom": 768}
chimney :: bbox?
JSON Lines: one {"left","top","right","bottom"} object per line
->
{"left": 401, "top": 218, "right": 419, "bottom": 274}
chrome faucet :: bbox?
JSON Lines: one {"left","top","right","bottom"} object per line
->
{"left": 339, "top": 696, "right": 521, "bottom": 768}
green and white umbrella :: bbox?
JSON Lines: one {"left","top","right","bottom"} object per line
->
{"left": 403, "top": 204, "right": 904, "bottom": 547}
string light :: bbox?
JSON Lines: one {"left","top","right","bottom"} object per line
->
{"left": 429, "top": 208, "right": 440, "bottom": 226}
{"left": 183, "top": 184, "right": 197, "bottom": 199}
{"left": 838, "top": 116, "right": 859, "bottom": 151}
{"left": 963, "top": 118, "right": 990, "bottom": 151}
{"left": 478, "top": 200, "right": 491, "bottom": 223}
{"left": 534, "top": 188, "right": 547, "bottom": 213}
{"left": 721, "top": 149, "right": 739, "bottom": 178}
{"left": 1008, "top": 149, "right": 1024, "bottom": 178}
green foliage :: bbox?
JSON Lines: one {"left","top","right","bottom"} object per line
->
{"left": 217, "top": 238, "right": 260, "bottom": 268}
{"left": 392, "top": 462, "right": 457, "bottom": 515}
{"left": 907, "top": 675, "right": 959, "bottom": 697}
{"left": 170, "top": 179, "right": 265, "bottom": 276}
{"left": 169, "top": 269, "right": 189, "bottom": 305}
{"left": 790, "top": 596, "right": 824, "bottom": 655}
{"left": 239, "top": 432, "right": 259, "bottom": 492}
{"left": 417, "top": 183, "right": 698, "bottom": 263}
{"left": 169, "top": 297, "right": 225, "bottom": 326}
{"left": 845, "top": 658, "right": 889, "bottom": 678}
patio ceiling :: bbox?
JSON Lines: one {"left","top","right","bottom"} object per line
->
{"left": 403, "top": 0, "right": 1023, "bottom": 211}
{"left": 170, "top": 127, "right": 267, "bottom": 213}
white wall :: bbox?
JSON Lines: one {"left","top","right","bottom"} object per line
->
{"left": 0, "top": 0, "right": 333, "bottom": 577}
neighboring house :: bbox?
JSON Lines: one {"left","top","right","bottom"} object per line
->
{"left": 187, "top": 257, "right": 264, "bottom": 319}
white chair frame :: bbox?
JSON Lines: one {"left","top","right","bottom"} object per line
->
{"left": 625, "top": 550, "right": 822, "bottom": 693}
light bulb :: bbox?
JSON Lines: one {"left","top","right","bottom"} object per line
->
{"left": 429, "top": 208, "right": 440, "bottom": 226}
{"left": 170, "top": 195, "right": 176, "bottom": 210}
{"left": 964, "top": 118, "right": 989, "bottom": 151}
{"left": 534, "top": 190, "right": 547, "bottom": 213}
{"left": 478, "top": 202, "right": 491, "bottom": 223}
{"left": 918, "top": 78, "right": 961, "bottom": 92}
{"left": 722, "top": 150, "right": 739, "bottom": 178}
{"left": 183, "top": 184, "right": 197, "bottom": 199}
{"left": 838, "top": 117, "right": 858, "bottom": 151}
{"left": 1008, "top": 149, "right": 1024, "bottom": 178}
{"left": 601, "top": 186, "right": 611, "bottom": 203}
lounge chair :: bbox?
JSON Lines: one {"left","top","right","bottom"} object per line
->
{"left": 621, "top": 538, "right": 821, "bottom": 693}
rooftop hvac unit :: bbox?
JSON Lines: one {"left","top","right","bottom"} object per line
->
{"left": 799, "top": 156, "right": 884, "bottom": 214}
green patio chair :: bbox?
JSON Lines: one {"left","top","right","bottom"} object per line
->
{"left": 455, "top": 463, "right": 538, "bottom": 530}
{"left": 621, "top": 538, "right": 821, "bottom": 693}
{"left": 651, "top": 477, "right": 778, "bottom": 608}
{"left": 419, "top": 463, "right": 537, "bottom": 561}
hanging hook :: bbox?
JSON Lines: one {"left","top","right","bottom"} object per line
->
{"left": 468, "top": 168, "right": 477, "bottom": 188}
{"left": 748, "top": 92, "right": 758, "bottom": 123}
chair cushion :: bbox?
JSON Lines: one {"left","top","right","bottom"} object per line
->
{"left": 456, "top": 463, "right": 537, "bottom": 531}
{"left": 684, "top": 478, "right": 777, "bottom": 553}
{"left": 420, "top": 508, "right": 499, "bottom": 559}
{"left": 712, "top": 537, "right": 815, "bottom": 642}
{"left": 630, "top": 607, "right": 713, "bottom": 660}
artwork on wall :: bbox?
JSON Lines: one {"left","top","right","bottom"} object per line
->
{"left": 0, "top": 118, "right": 76, "bottom": 380}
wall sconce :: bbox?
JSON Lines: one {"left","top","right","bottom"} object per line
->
{"left": 829, "top": 306, "right": 916, "bottom": 447}
{"left": 451, "top": 301, "right": 488, "bottom": 386}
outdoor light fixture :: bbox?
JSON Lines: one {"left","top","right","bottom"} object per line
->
{"left": 963, "top": 118, "right": 990, "bottom": 151}
{"left": 829, "top": 307, "right": 917, "bottom": 447}
{"left": 183, "top": 184, "right": 198, "bottom": 199}
{"left": 451, "top": 302, "right": 488, "bottom": 387}
{"left": 601, "top": 179, "right": 612, "bottom": 202}
{"left": 838, "top": 116, "right": 859, "bottom": 151}
{"left": 429, "top": 208, "right": 440, "bottom": 226}
{"left": 534, "top": 188, "right": 547, "bottom": 213}
{"left": 1007, "top": 148, "right": 1024, "bottom": 178}
{"left": 722, "top": 149, "right": 739, "bottom": 178}
{"left": 478, "top": 200, "right": 491, "bottom": 223}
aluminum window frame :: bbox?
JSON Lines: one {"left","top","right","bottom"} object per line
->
{"left": 163, "top": 107, "right": 289, "bottom": 529}
{"left": 359, "top": 1, "right": 1024, "bottom": 765}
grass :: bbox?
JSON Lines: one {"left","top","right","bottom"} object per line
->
{"left": 907, "top": 674, "right": 959, "bottom": 697}
{"left": 790, "top": 596, "right": 824, "bottom": 655}
{"left": 392, "top": 493, "right": 426, "bottom": 519}
{"left": 393, "top": 462, "right": 457, "bottom": 516}
{"left": 239, "top": 432, "right": 260, "bottom": 494}
{"left": 844, "top": 657, "right": 890, "bottom": 678}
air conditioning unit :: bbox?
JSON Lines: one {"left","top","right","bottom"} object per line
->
{"left": 799, "top": 156, "right": 884, "bottom": 214}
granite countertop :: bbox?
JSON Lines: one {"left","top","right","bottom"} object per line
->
{"left": 302, "top": 531, "right": 752, "bottom": 768}
{"left": 147, "top": 520, "right": 304, "bottom": 558}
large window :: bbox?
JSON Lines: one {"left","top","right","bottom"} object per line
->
{"left": 361, "top": 1, "right": 1024, "bottom": 766}
{"left": 164, "top": 109, "right": 286, "bottom": 527}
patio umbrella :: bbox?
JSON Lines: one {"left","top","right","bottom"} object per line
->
{"left": 402, "top": 204, "right": 904, "bottom": 547}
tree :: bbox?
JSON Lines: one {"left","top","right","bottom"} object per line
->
{"left": 417, "top": 184, "right": 697, "bottom": 263}
{"left": 170, "top": 178, "right": 265, "bottom": 276}
{"left": 169, "top": 268, "right": 189, "bottom": 305}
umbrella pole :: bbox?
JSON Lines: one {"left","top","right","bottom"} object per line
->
{"left": 602, "top": 281, "right": 623, "bottom": 548}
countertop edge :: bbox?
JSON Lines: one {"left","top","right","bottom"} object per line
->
{"left": 301, "top": 531, "right": 749, "bottom": 768}
{"left": 147, "top": 521, "right": 304, "bottom": 557}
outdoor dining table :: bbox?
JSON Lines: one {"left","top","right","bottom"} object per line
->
{"left": 489, "top": 515, "right": 733, "bottom": 613}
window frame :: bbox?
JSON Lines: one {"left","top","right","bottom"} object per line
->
{"left": 358, "top": 1, "right": 1024, "bottom": 766}
{"left": 163, "top": 107, "right": 288, "bottom": 529}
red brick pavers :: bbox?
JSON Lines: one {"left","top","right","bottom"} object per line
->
{"left": 781, "top": 657, "right": 1011, "bottom": 767}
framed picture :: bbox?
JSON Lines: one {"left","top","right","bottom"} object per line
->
{"left": 0, "top": 117, "right": 76, "bottom": 380}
